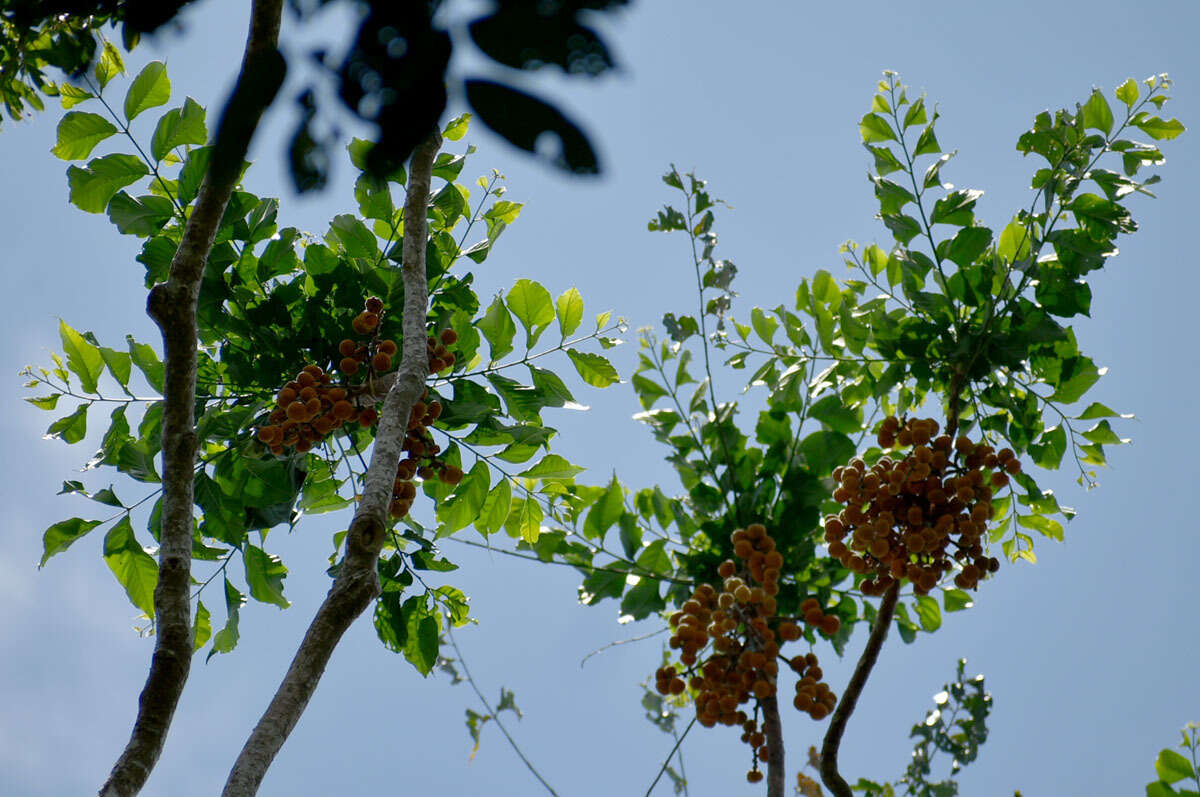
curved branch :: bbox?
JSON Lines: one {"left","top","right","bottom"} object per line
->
{"left": 99, "top": 3, "right": 285, "bottom": 795}
{"left": 819, "top": 581, "right": 900, "bottom": 797}
{"left": 221, "top": 129, "right": 442, "bottom": 797}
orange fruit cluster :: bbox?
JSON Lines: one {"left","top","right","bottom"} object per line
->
{"left": 824, "top": 416, "right": 1016, "bottom": 596}
{"left": 338, "top": 296, "right": 395, "bottom": 377}
{"left": 255, "top": 295, "right": 465, "bottom": 521}
{"left": 389, "top": 392, "right": 462, "bottom": 520}
{"left": 789, "top": 649, "right": 835, "bottom": 719}
{"left": 256, "top": 364, "right": 365, "bottom": 455}
{"left": 653, "top": 524, "right": 839, "bottom": 784}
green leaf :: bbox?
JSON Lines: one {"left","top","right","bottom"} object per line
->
{"left": 506, "top": 279, "right": 556, "bottom": 349}
{"left": 555, "top": 287, "right": 585, "bottom": 338}
{"left": 150, "top": 97, "right": 207, "bottom": 162}
{"left": 1077, "top": 402, "right": 1131, "bottom": 420}
{"left": 40, "top": 517, "right": 102, "bottom": 566}
{"left": 1134, "top": 116, "right": 1185, "bottom": 141}
{"left": 1081, "top": 89, "right": 1114, "bottom": 135}
{"left": 403, "top": 597, "right": 441, "bottom": 676}
{"left": 98, "top": 346, "right": 132, "bottom": 388}
{"left": 750, "top": 307, "right": 778, "bottom": 345}
{"left": 913, "top": 595, "right": 941, "bottom": 632}
{"left": 798, "top": 431, "right": 856, "bottom": 477}
{"left": 941, "top": 226, "right": 992, "bottom": 267}
{"left": 243, "top": 545, "right": 290, "bottom": 608}
{"left": 1156, "top": 749, "right": 1196, "bottom": 784}
{"left": 45, "top": 404, "right": 88, "bottom": 444}
{"left": 51, "top": 112, "right": 118, "bottom": 160}
{"left": 25, "top": 394, "right": 61, "bottom": 410}
{"left": 1017, "top": 513, "right": 1063, "bottom": 541}
{"left": 859, "top": 112, "right": 897, "bottom": 143}
{"left": 808, "top": 395, "right": 861, "bottom": 435}
{"left": 437, "top": 462, "right": 490, "bottom": 536}
{"left": 193, "top": 600, "right": 212, "bottom": 651}
{"left": 1115, "top": 78, "right": 1139, "bottom": 109}
{"left": 478, "top": 295, "right": 516, "bottom": 363}
{"left": 913, "top": 124, "right": 940, "bottom": 156}
{"left": 106, "top": 192, "right": 174, "bottom": 236}
{"left": 354, "top": 173, "right": 394, "bottom": 222}
{"left": 127, "top": 335, "right": 164, "bottom": 393}
{"left": 518, "top": 454, "right": 584, "bottom": 481}
{"left": 942, "top": 588, "right": 973, "bottom": 612}
{"left": 328, "top": 214, "right": 378, "bottom": 258}
{"left": 998, "top": 216, "right": 1032, "bottom": 263}
{"left": 103, "top": 516, "right": 159, "bottom": 616}
{"left": 518, "top": 498, "right": 543, "bottom": 544}
{"left": 585, "top": 476, "right": 624, "bottom": 540}
{"left": 443, "top": 112, "right": 471, "bottom": 141}
{"left": 1049, "top": 357, "right": 1102, "bottom": 404}
{"left": 124, "top": 61, "right": 171, "bottom": 121}
{"left": 1145, "top": 781, "right": 1177, "bottom": 797}
{"left": 620, "top": 577, "right": 665, "bottom": 620}
{"left": 1082, "top": 420, "right": 1126, "bottom": 445}
{"left": 903, "top": 97, "right": 927, "bottom": 129}
{"left": 66, "top": 154, "right": 150, "bottom": 213}
{"left": 95, "top": 41, "right": 125, "bottom": 89}
{"left": 208, "top": 578, "right": 245, "bottom": 660}
{"left": 478, "top": 479, "right": 512, "bottom": 537}
{"left": 60, "top": 321, "right": 107, "bottom": 395}
{"left": 566, "top": 350, "right": 619, "bottom": 388}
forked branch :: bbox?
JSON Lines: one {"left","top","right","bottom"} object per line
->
{"left": 221, "top": 129, "right": 442, "bottom": 797}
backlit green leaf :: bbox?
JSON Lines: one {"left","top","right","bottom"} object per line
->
{"left": 566, "top": 350, "right": 619, "bottom": 387}
{"left": 95, "top": 41, "right": 125, "bottom": 89}
{"left": 555, "top": 287, "right": 584, "bottom": 338}
{"left": 150, "top": 97, "right": 207, "bottom": 162}
{"left": 103, "top": 516, "right": 158, "bottom": 616}
{"left": 40, "top": 517, "right": 102, "bottom": 566}
{"left": 507, "top": 279, "right": 555, "bottom": 349}
{"left": 45, "top": 404, "right": 88, "bottom": 444}
{"left": 1115, "top": 78, "right": 1139, "bottom": 109}
{"left": 478, "top": 479, "right": 512, "bottom": 537}
{"left": 193, "top": 600, "right": 212, "bottom": 651}
{"left": 913, "top": 595, "right": 941, "bottom": 632}
{"left": 66, "top": 154, "right": 149, "bottom": 214}
{"left": 52, "top": 112, "right": 118, "bottom": 160}
{"left": 518, "top": 454, "right": 584, "bottom": 481}
{"left": 1081, "top": 89, "right": 1114, "bottom": 135}
{"left": 243, "top": 545, "right": 290, "bottom": 608}
{"left": 124, "top": 61, "right": 171, "bottom": 121}
{"left": 478, "top": 295, "right": 516, "bottom": 363}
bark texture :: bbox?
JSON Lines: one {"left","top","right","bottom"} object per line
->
{"left": 221, "top": 130, "right": 443, "bottom": 797}
{"left": 99, "top": 3, "right": 285, "bottom": 796}
{"left": 761, "top": 694, "right": 786, "bottom": 797}
{"left": 818, "top": 582, "right": 899, "bottom": 797}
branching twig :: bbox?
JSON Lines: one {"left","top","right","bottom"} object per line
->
{"left": 444, "top": 622, "right": 560, "bottom": 796}
{"left": 221, "top": 129, "right": 442, "bottom": 797}
{"left": 645, "top": 716, "right": 696, "bottom": 796}
{"left": 99, "top": 3, "right": 285, "bottom": 795}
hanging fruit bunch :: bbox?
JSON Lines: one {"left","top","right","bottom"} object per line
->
{"left": 824, "top": 416, "right": 1019, "bottom": 596}
{"left": 254, "top": 296, "right": 463, "bottom": 520}
{"left": 654, "top": 523, "right": 840, "bottom": 784}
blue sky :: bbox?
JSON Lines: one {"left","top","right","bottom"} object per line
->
{"left": 3, "top": 1, "right": 1198, "bottom": 794}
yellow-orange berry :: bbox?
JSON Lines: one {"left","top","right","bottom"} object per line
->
{"left": 359, "top": 407, "right": 379, "bottom": 426}
{"left": 378, "top": 339, "right": 398, "bottom": 356}
{"left": 372, "top": 352, "right": 392, "bottom": 371}
{"left": 339, "top": 357, "right": 359, "bottom": 375}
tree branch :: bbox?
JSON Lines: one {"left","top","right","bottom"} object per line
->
{"left": 221, "top": 129, "right": 442, "bottom": 797}
{"left": 100, "top": 3, "right": 285, "bottom": 795}
{"left": 819, "top": 581, "right": 900, "bottom": 797}
{"left": 762, "top": 695, "right": 786, "bottom": 797}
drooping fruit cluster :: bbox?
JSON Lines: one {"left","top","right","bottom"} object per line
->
{"left": 824, "top": 416, "right": 1019, "bottom": 596}
{"left": 653, "top": 523, "right": 839, "bottom": 784}
{"left": 388, "top": 391, "right": 462, "bottom": 520}
{"left": 337, "top": 295, "right": 396, "bottom": 378}
{"left": 255, "top": 295, "right": 465, "bottom": 521}
{"left": 255, "top": 364, "right": 364, "bottom": 455}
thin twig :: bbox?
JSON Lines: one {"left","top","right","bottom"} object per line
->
{"left": 644, "top": 716, "right": 696, "bottom": 796}
{"left": 444, "top": 622, "right": 560, "bottom": 796}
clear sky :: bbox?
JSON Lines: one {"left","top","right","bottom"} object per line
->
{"left": 3, "top": 1, "right": 1198, "bottom": 795}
